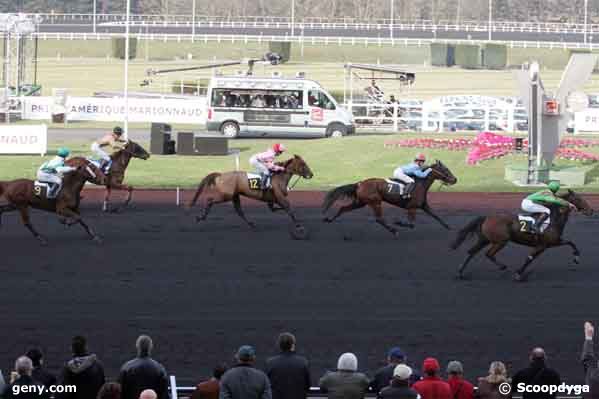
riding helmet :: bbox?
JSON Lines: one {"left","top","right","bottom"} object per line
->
{"left": 548, "top": 181, "right": 561, "bottom": 193}
{"left": 57, "top": 147, "right": 70, "bottom": 158}
{"left": 113, "top": 126, "right": 123, "bottom": 135}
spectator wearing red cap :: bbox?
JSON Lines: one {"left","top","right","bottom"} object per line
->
{"left": 412, "top": 358, "right": 451, "bottom": 399}
{"left": 446, "top": 361, "right": 474, "bottom": 399}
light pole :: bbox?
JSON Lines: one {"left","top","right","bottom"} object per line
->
{"left": 124, "top": 0, "right": 130, "bottom": 139}
{"left": 390, "top": 0, "right": 394, "bottom": 39}
{"left": 93, "top": 0, "right": 97, "bottom": 33}
{"left": 192, "top": 0, "right": 196, "bottom": 37}
{"left": 488, "top": 0, "right": 492, "bottom": 41}
{"left": 584, "top": 0, "right": 589, "bottom": 44}
{"left": 291, "top": 0, "right": 295, "bottom": 36}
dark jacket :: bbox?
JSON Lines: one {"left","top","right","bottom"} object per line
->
{"left": 32, "top": 366, "right": 57, "bottom": 389}
{"left": 58, "top": 354, "right": 105, "bottom": 399}
{"left": 3, "top": 375, "right": 49, "bottom": 399}
{"left": 412, "top": 376, "right": 452, "bottom": 399}
{"left": 581, "top": 339, "right": 599, "bottom": 399}
{"left": 447, "top": 376, "right": 475, "bottom": 399}
{"left": 371, "top": 364, "right": 421, "bottom": 394}
{"left": 319, "top": 370, "right": 370, "bottom": 399}
{"left": 219, "top": 363, "right": 272, "bottom": 399}
{"left": 118, "top": 356, "right": 168, "bottom": 399}
{"left": 265, "top": 351, "right": 311, "bottom": 399}
{"left": 378, "top": 380, "right": 420, "bottom": 399}
{"left": 511, "top": 360, "right": 560, "bottom": 399}
{"left": 475, "top": 378, "right": 512, "bottom": 399}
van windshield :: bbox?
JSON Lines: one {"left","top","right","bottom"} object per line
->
{"left": 308, "top": 90, "right": 336, "bottom": 110}
{"left": 211, "top": 88, "right": 303, "bottom": 109}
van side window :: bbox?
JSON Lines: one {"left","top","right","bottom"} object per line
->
{"left": 308, "top": 90, "right": 335, "bottom": 110}
{"left": 211, "top": 88, "right": 303, "bottom": 109}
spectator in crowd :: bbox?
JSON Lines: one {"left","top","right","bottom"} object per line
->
{"left": 0, "top": 369, "right": 5, "bottom": 394}
{"left": 378, "top": 364, "right": 420, "bottom": 399}
{"left": 319, "top": 352, "right": 369, "bottom": 399}
{"left": 475, "top": 361, "right": 511, "bottom": 399}
{"left": 251, "top": 95, "right": 266, "bottom": 108}
{"left": 266, "top": 332, "right": 311, "bottom": 399}
{"left": 412, "top": 358, "right": 452, "bottom": 399}
{"left": 512, "top": 348, "right": 560, "bottom": 399}
{"left": 2, "top": 356, "right": 44, "bottom": 399}
{"left": 97, "top": 382, "right": 122, "bottom": 399}
{"left": 371, "top": 347, "right": 421, "bottom": 394}
{"left": 139, "top": 389, "right": 157, "bottom": 399}
{"left": 58, "top": 335, "right": 106, "bottom": 399}
{"left": 26, "top": 347, "right": 57, "bottom": 389}
{"left": 119, "top": 335, "right": 168, "bottom": 399}
{"left": 191, "top": 364, "right": 227, "bottom": 399}
{"left": 581, "top": 322, "right": 599, "bottom": 399}
{"left": 446, "top": 361, "right": 474, "bottom": 399}
{"left": 219, "top": 345, "right": 271, "bottom": 399}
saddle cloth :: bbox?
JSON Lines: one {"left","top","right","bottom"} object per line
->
{"left": 518, "top": 214, "right": 550, "bottom": 233}
{"left": 33, "top": 181, "right": 57, "bottom": 199}
{"left": 384, "top": 179, "right": 406, "bottom": 196}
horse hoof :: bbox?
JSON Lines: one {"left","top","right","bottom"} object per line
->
{"left": 322, "top": 217, "right": 332, "bottom": 223}
{"left": 513, "top": 273, "right": 527, "bottom": 282}
{"left": 38, "top": 238, "right": 48, "bottom": 246}
{"left": 498, "top": 265, "right": 508, "bottom": 271}
{"left": 573, "top": 255, "right": 580, "bottom": 264}
{"left": 93, "top": 236, "right": 103, "bottom": 245}
{"left": 289, "top": 223, "right": 310, "bottom": 240}
{"left": 392, "top": 230, "right": 400, "bottom": 239}
{"left": 248, "top": 222, "right": 257, "bottom": 230}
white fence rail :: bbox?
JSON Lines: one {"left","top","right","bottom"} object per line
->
{"left": 28, "top": 13, "right": 599, "bottom": 33}
{"left": 12, "top": 31, "right": 599, "bottom": 50}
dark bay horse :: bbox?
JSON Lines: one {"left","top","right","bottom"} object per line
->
{"left": 188, "top": 155, "right": 313, "bottom": 228}
{"left": 451, "top": 190, "right": 593, "bottom": 281}
{"left": 322, "top": 160, "right": 458, "bottom": 237}
{"left": 68, "top": 140, "right": 150, "bottom": 212}
{"left": 0, "top": 157, "right": 107, "bottom": 245}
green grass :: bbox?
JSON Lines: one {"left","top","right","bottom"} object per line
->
{"left": 2, "top": 135, "right": 599, "bottom": 191}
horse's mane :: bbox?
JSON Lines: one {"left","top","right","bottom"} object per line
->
{"left": 275, "top": 157, "right": 296, "bottom": 169}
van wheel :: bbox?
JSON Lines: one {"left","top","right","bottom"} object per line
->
{"left": 221, "top": 121, "right": 240, "bottom": 138}
{"left": 326, "top": 123, "right": 347, "bottom": 138}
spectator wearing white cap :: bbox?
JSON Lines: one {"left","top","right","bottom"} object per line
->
{"left": 378, "top": 365, "right": 420, "bottom": 399}
{"left": 371, "top": 347, "right": 421, "bottom": 394}
{"left": 319, "top": 353, "right": 369, "bottom": 399}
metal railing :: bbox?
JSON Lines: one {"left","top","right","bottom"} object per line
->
{"left": 25, "top": 13, "right": 599, "bottom": 34}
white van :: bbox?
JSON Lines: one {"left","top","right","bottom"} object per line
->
{"left": 205, "top": 75, "right": 354, "bottom": 138}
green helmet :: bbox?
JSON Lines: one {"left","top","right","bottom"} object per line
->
{"left": 57, "top": 147, "right": 70, "bottom": 158}
{"left": 548, "top": 181, "right": 560, "bottom": 193}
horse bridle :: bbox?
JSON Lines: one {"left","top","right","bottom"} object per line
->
{"left": 430, "top": 163, "right": 453, "bottom": 185}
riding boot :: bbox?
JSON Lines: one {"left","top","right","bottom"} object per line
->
{"left": 403, "top": 183, "right": 415, "bottom": 198}
{"left": 533, "top": 213, "right": 549, "bottom": 234}
{"left": 49, "top": 183, "right": 61, "bottom": 198}
{"left": 260, "top": 174, "right": 270, "bottom": 190}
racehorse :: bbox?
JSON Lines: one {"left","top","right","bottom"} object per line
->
{"left": 322, "top": 160, "right": 458, "bottom": 237}
{"left": 68, "top": 140, "right": 150, "bottom": 213}
{"left": 0, "top": 157, "right": 107, "bottom": 245}
{"left": 187, "top": 155, "right": 314, "bottom": 229}
{"left": 451, "top": 190, "right": 593, "bottom": 281}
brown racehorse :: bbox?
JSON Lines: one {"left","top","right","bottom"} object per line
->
{"left": 188, "top": 155, "right": 314, "bottom": 228}
{"left": 0, "top": 157, "right": 107, "bottom": 245}
{"left": 322, "top": 160, "right": 458, "bottom": 237}
{"left": 451, "top": 190, "right": 593, "bottom": 281}
{"left": 67, "top": 140, "right": 150, "bottom": 213}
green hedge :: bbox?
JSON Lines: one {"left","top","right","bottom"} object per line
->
{"left": 269, "top": 42, "right": 291, "bottom": 62}
{"left": 455, "top": 44, "right": 481, "bottom": 69}
{"left": 484, "top": 44, "right": 507, "bottom": 69}
{"left": 430, "top": 43, "right": 455, "bottom": 67}
{"left": 111, "top": 37, "right": 137, "bottom": 60}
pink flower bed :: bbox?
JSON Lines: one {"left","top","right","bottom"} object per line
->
{"left": 385, "top": 132, "right": 599, "bottom": 165}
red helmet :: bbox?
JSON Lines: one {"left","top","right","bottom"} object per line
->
{"left": 273, "top": 143, "right": 286, "bottom": 153}
{"left": 414, "top": 153, "right": 426, "bottom": 162}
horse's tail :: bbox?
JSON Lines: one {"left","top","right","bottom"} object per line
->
{"left": 187, "top": 172, "right": 220, "bottom": 208}
{"left": 322, "top": 183, "right": 358, "bottom": 213}
{"left": 450, "top": 216, "right": 485, "bottom": 250}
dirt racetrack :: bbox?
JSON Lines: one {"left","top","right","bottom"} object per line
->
{"left": 1, "top": 191, "right": 598, "bottom": 385}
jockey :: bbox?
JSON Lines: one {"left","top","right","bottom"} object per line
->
{"left": 249, "top": 143, "right": 286, "bottom": 190}
{"left": 392, "top": 153, "right": 432, "bottom": 197}
{"left": 37, "top": 147, "right": 77, "bottom": 198}
{"left": 91, "top": 126, "right": 126, "bottom": 172}
{"left": 521, "top": 181, "right": 576, "bottom": 233}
